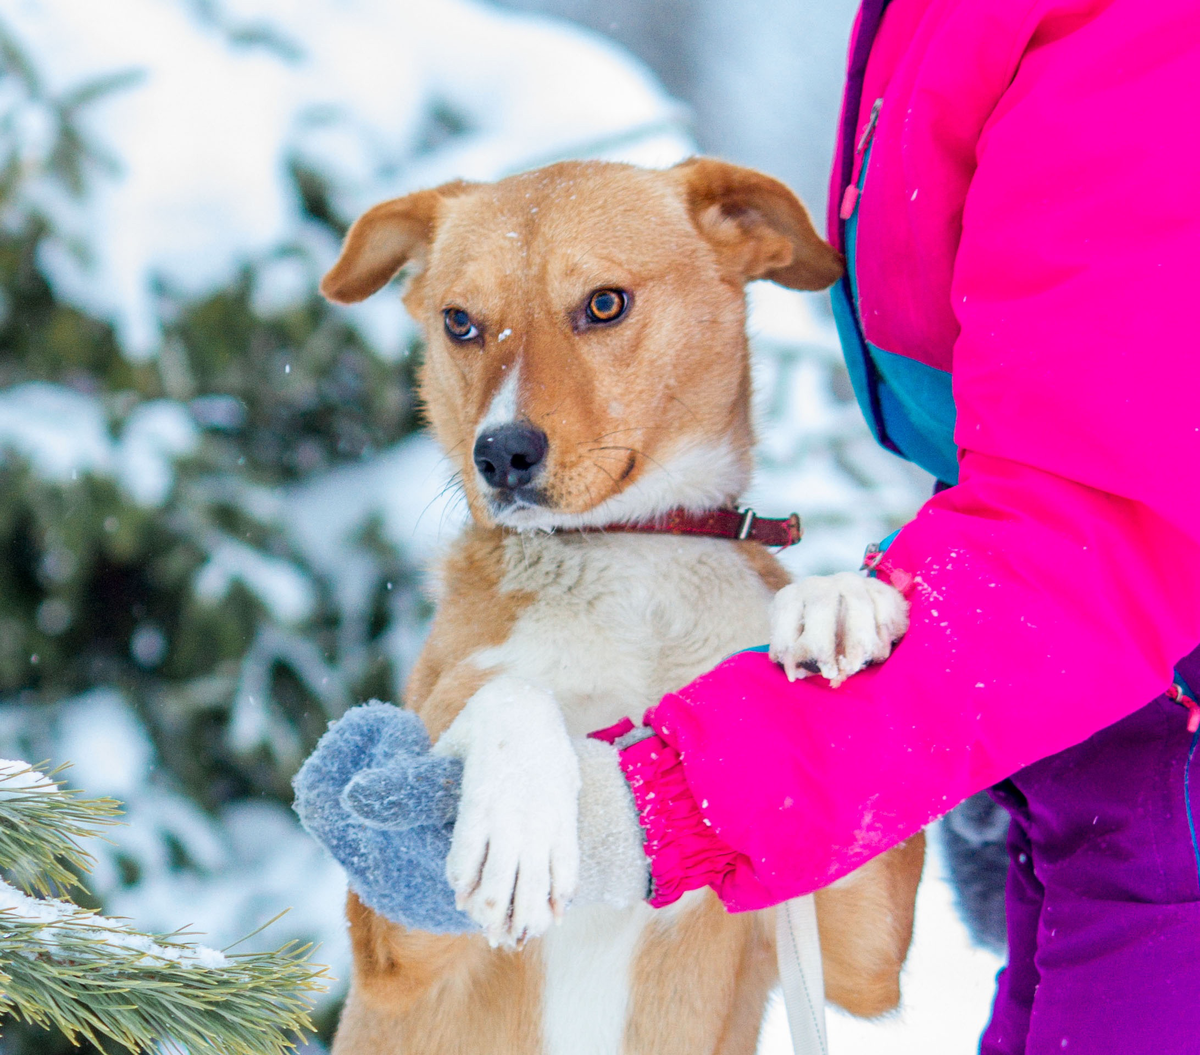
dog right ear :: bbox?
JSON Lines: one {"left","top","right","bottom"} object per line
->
{"left": 320, "top": 182, "right": 471, "bottom": 304}
{"left": 672, "top": 157, "right": 843, "bottom": 291}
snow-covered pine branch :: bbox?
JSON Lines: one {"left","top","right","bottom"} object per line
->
{"left": 0, "top": 762, "right": 325, "bottom": 1054}
{"left": 0, "top": 760, "right": 120, "bottom": 897}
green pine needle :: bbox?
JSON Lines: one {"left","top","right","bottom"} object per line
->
{"left": 0, "top": 903, "right": 325, "bottom": 1055}
{"left": 0, "top": 763, "right": 121, "bottom": 896}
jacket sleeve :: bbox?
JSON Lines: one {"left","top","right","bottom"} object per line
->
{"left": 624, "top": 0, "right": 1200, "bottom": 911}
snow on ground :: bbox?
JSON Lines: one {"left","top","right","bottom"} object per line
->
{"left": 759, "top": 831, "right": 1003, "bottom": 1055}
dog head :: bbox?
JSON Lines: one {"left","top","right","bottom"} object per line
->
{"left": 321, "top": 159, "right": 842, "bottom": 530}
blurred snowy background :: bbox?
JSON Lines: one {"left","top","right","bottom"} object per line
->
{"left": 0, "top": 0, "right": 998, "bottom": 1051}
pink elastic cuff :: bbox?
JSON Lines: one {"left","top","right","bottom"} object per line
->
{"left": 616, "top": 731, "right": 742, "bottom": 909}
{"left": 588, "top": 717, "right": 636, "bottom": 745}
{"left": 875, "top": 556, "right": 915, "bottom": 596}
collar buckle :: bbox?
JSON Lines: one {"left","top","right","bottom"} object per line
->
{"left": 736, "top": 508, "right": 757, "bottom": 541}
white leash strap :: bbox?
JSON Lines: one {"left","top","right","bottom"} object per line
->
{"left": 776, "top": 894, "right": 828, "bottom": 1055}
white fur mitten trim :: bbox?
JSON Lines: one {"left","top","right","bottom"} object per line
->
{"left": 573, "top": 737, "right": 650, "bottom": 908}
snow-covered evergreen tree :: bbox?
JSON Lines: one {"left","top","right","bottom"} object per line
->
{"left": 0, "top": 14, "right": 424, "bottom": 1049}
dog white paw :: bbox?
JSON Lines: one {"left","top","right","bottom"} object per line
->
{"left": 433, "top": 675, "right": 581, "bottom": 949}
{"left": 769, "top": 572, "right": 909, "bottom": 687}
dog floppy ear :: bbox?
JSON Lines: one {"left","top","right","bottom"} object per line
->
{"left": 320, "top": 182, "right": 471, "bottom": 304}
{"left": 672, "top": 157, "right": 843, "bottom": 291}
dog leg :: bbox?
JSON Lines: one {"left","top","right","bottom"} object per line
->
{"left": 815, "top": 832, "right": 925, "bottom": 1017}
{"left": 433, "top": 674, "right": 581, "bottom": 948}
{"left": 769, "top": 572, "right": 909, "bottom": 687}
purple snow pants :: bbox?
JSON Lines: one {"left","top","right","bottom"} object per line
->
{"left": 980, "top": 646, "right": 1200, "bottom": 1055}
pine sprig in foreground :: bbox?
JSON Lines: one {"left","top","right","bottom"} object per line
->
{"left": 0, "top": 765, "right": 120, "bottom": 896}
{"left": 0, "top": 762, "right": 326, "bottom": 1054}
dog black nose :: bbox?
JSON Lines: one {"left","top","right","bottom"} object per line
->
{"left": 473, "top": 424, "right": 548, "bottom": 490}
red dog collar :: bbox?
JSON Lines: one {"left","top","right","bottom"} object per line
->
{"left": 568, "top": 507, "right": 803, "bottom": 548}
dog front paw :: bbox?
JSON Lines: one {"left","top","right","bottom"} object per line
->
{"left": 769, "top": 572, "right": 909, "bottom": 687}
{"left": 433, "top": 676, "right": 581, "bottom": 949}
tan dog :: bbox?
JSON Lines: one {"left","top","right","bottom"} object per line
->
{"left": 321, "top": 158, "right": 923, "bottom": 1055}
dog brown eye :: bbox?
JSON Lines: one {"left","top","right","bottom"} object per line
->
{"left": 444, "top": 308, "right": 479, "bottom": 341}
{"left": 586, "top": 288, "right": 628, "bottom": 324}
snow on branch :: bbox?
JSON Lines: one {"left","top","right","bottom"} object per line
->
{"left": 0, "top": 760, "right": 120, "bottom": 897}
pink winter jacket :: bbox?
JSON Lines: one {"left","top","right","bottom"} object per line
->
{"left": 617, "top": 0, "right": 1200, "bottom": 912}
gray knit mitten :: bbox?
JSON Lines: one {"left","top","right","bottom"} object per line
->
{"left": 294, "top": 703, "right": 650, "bottom": 934}
{"left": 292, "top": 701, "right": 472, "bottom": 933}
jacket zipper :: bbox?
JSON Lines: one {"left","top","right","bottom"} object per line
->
{"left": 840, "top": 97, "right": 883, "bottom": 220}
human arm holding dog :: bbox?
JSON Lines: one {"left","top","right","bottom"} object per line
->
{"left": 619, "top": 472, "right": 1200, "bottom": 911}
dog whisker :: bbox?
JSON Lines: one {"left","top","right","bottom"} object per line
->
{"left": 437, "top": 486, "right": 470, "bottom": 539}
{"left": 589, "top": 459, "right": 620, "bottom": 486}
{"left": 669, "top": 393, "right": 702, "bottom": 425}
{"left": 416, "top": 472, "right": 468, "bottom": 536}
{"left": 586, "top": 444, "right": 667, "bottom": 475}
{"left": 584, "top": 425, "right": 670, "bottom": 443}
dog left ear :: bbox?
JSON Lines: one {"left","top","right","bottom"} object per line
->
{"left": 672, "top": 157, "right": 844, "bottom": 291}
{"left": 320, "top": 181, "right": 472, "bottom": 304}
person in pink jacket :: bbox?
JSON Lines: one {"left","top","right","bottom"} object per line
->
{"left": 600, "top": 0, "right": 1200, "bottom": 1050}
